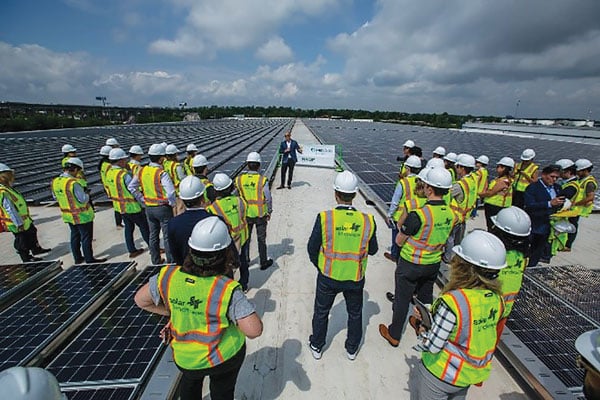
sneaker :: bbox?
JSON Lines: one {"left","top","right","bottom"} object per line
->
{"left": 386, "top": 292, "right": 395, "bottom": 303}
{"left": 32, "top": 247, "right": 51, "bottom": 255}
{"left": 276, "top": 186, "right": 285, "bottom": 189}
{"left": 347, "top": 350, "right": 357, "bottom": 361}
{"left": 87, "top": 257, "right": 108, "bottom": 263}
{"left": 260, "top": 259, "right": 274, "bottom": 270}
{"left": 308, "top": 342, "right": 322, "bottom": 360}
{"left": 129, "top": 249, "right": 146, "bottom": 258}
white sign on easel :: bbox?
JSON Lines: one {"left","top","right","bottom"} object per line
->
{"left": 296, "top": 144, "right": 336, "bottom": 168}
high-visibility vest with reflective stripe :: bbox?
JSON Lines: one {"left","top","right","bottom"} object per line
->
{"left": 404, "top": 196, "right": 427, "bottom": 214}
{"left": 52, "top": 176, "right": 94, "bottom": 225}
{"left": 235, "top": 173, "right": 268, "bottom": 218}
{"left": 105, "top": 167, "right": 142, "bottom": 214}
{"left": 140, "top": 165, "right": 169, "bottom": 206}
{"left": 392, "top": 175, "right": 418, "bottom": 221}
{"left": 100, "top": 161, "right": 111, "bottom": 193}
{"left": 317, "top": 209, "right": 375, "bottom": 282}
{"left": 497, "top": 250, "right": 526, "bottom": 316}
{"left": 443, "top": 192, "right": 463, "bottom": 223}
{"left": 163, "top": 160, "right": 182, "bottom": 190}
{"left": 400, "top": 204, "right": 455, "bottom": 265}
{"left": 453, "top": 175, "right": 478, "bottom": 219}
{"left": 207, "top": 196, "right": 249, "bottom": 249}
{"left": 0, "top": 185, "right": 32, "bottom": 233}
{"left": 199, "top": 177, "right": 215, "bottom": 205}
{"left": 475, "top": 168, "right": 489, "bottom": 195}
{"left": 422, "top": 289, "right": 504, "bottom": 387}
{"left": 573, "top": 175, "right": 597, "bottom": 217}
{"left": 157, "top": 266, "right": 245, "bottom": 370}
{"left": 183, "top": 157, "right": 195, "bottom": 176}
{"left": 483, "top": 177, "right": 513, "bottom": 208}
{"left": 128, "top": 161, "right": 142, "bottom": 177}
{"left": 400, "top": 163, "right": 408, "bottom": 178}
{"left": 448, "top": 168, "right": 456, "bottom": 183}
{"left": 513, "top": 162, "right": 538, "bottom": 192}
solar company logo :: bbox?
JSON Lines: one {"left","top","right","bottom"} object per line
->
{"left": 188, "top": 296, "right": 203, "bottom": 309}
{"left": 336, "top": 222, "right": 361, "bottom": 235}
{"left": 473, "top": 306, "right": 499, "bottom": 332}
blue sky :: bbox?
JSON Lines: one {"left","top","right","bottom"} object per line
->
{"left": 1, "top": 0, "right": 600, "bottom": 119}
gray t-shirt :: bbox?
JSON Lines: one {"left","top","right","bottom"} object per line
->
{"left": 148, "top": 274, "right": 256, "bottom": 323}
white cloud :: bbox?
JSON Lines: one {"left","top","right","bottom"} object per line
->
{"left": 255, "top": 37, "right": 293, "bottom": 63}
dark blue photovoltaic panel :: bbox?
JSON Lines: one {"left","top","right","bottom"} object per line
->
{"left": 0, "top": 261, "right": 61, "bottom": 308}
{"left": 0, "top": 262, "right": 133, "bottom": 370}
{"left": 62, "top": 385, "right": 137, "bottom": 400}
{"left": 47, "top": 265, "right": 167, "bottom": 387}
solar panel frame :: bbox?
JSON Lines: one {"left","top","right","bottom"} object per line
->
{"left": 0, "top": 261, "right": 62, "bottom": 310}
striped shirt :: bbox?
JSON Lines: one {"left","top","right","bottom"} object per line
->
{"left": 413, "top": 301, "right": 456, "bottom": 354}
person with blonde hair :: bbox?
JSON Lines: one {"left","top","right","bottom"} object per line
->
{"left": 413, "top": 230, "right": 508, "bottom": 399}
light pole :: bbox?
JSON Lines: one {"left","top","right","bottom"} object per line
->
{"left": 514, "top": 99, "right": 521, "bottom": 121}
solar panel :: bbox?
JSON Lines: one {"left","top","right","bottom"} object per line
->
{"left": 62, "top": 385, "right": 137, "bottom": 400}
{"left": 47, "top": 265, "right": 167, "bottom": 388}
{"left": 0, "top": 262, "right": 134, "bottom": 370}
{"left": 0, "top": 261, "right": 62, "bottom": 309}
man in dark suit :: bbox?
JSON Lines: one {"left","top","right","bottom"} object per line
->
{"left": 524, "top": 165, "right": 565, "bottom": 267}
{"left": 277, "top": 131, "right": 302, "bottom": 189}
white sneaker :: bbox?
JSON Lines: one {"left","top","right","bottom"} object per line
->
{"left": 308, "top": 343, "right": 322, "bottom": 360}
{"left": 347, "top": 351, "right": 357, "bottom": 361}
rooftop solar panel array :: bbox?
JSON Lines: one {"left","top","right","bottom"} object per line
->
{"left": 47, "top": 265, "right": 167, "bottom": 399}
{"left": 1, "top": 119, "right": 293, "bottom": 204}
{"left": 0, "top": 261, "right": 61, "bottom": 309}
{"left": 0, "top": 262, "right": 134, "bottom": 371}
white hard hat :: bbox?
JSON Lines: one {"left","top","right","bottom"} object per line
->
{"left": 456, "top": 154, "right": 476, "bottom": 168}
{"left": 426, "top": 158, "right": 446, "bottom": 169}
{"left": 333, "top": 170, "right": 359, "bottom": 193}
{"left": 404, "top": 155, "right": 422, "bottom": 169}
{"left": 186, "top": 143, "right": 198, "bottom": 152}
{"left": 65, "top": 157, "right": 84, "bottom": 170}
{"left": 246, "top": 152, "right": 262, "bottom": 163}
{"left": 192, "top": 154, "right": 208, "bottom": 167}
{"left": 99, "top": 145, "right": 112, "bottom": 156}
{"left": 188, "top": 216, "right": 232, "bottom": 252}
{"left": 491, "top": 206, "right": 531, "bottom": 237}
{"left": 403, "top": 139, "right": 415, "bottom": 148}
{"left": 575, "top": 329, "right": 600, "bottom": 373}
{"left": 553, "top": 220, "right": 577, "bottom": 234}
{"left": 520, "top": 148, "right": 536, "bottom": 161}
{"left": 212, "top": 173, "right": 233, "bottom": 191}
{"left": 128, "top": 145, "right": 144, "bottom": 155}
{"left": 575, "top": 158, "right": 593, "bottom": 171}
{"left": 452, "top": 230, "right": 507, "bottom": 270}
{"left": 160, "top": 142, "right": 168, "bottom": 148}
{"left": 61, "top": 144, "right": 76, "bottom": 153}
{"left": 422, "top": 167, "right": 453, "bottom": 189}
{"left": 165, "top": 144, "right": 179, "bottom": 155}
{"left": 497, "top": 157, "right": 515, "bottom": 168}
{"left": 148, "top": 143, "right": 166, "bottom": 156}
{"left": 433, "top": 146, "right": 446, "bottom": 156}
{"left": 443, "top": 152, "right": 457, "bottom": 163}
{"left": 179, "top": 176, "right": 206, "bottom": 201}
{"left": 105, "top": 138, "right": 119, "bottom": 146}
{"left": 108, "top": 148, "right": 128, "bottom": 161}
{"left": 476, "top": 155, "right": 489, "bottom": 165}
{"left": 0, "top": 367, "right": 66, "bottom": 400}
{"left": 0, "top": 163, "right": 14, "bottom": 172}
{"left": 555, "top": 159, "right": 574, "bottom": 170}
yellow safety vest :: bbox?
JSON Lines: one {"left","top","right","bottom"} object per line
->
{"left": 400, "top": 203, "right": 456, "bottom": 265}
{"left": 474, "top": 168, "right": 489, "bottom": 195}
{"left": 235, "top": 173, "right": 268, "bottom": 218}
{"left": 100, "top": 161, "right": 111, "bottom": 194}
{"left": 128, "top": 161, "right": 142, "bottom": 177}
{"left": 513, "top": 162, "right": 538, "bottom": 192}
{"left": 422, "top": 289, "right": 504, "bottom": 387}
{"left": 317, "top": 208, "right": 375, "bottom": 282}
{"left": 452, "top": 175, "right": 478, "bottom": 220}
{"left": 497, "top": 250, "right": 526, "bottom": 316}
{"left": 105, "top": 167, "right": 142, "bottom": 214}
{"left": 0, "top": 185, "right": 32, "bottom": 233}
{"left": 199, "top": 176, "right": 215, "bottom": 205}
{"left": 140, "top": 165, "right": 169, "bottom": 207}
{"left": 52, "top": 176, "right": 94, "bottom": 225}
{"left": 163, "top": 160, "right": 182, "bottom": 190}
{"left": 448, "top": 168, "right": 456, "bottom": 184}
{"left": 392, "top": 175, "right": 418, "bottom": 221}
{"left": 573, "top": 175, "right": 597, "bottom": 217}
{"left": 483, "top": 177, "right": 513, "bottom": 208}
{"left": 184, "top": 157, "right": 195, "bottom": 176}
{"left": 207, "top": 196, "right": 249, "bottom": 249}
{"left": 157, "top": 266, "right": 245, "bottom": 370}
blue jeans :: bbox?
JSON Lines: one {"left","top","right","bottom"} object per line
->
{"left": 122, "top": 210, "right": 150, "bottom": 253}
{"left": 68, "top": 221, "right": 94, "bottom": 263}
{"left": 145, "top": 205, "right": 173, "bottom": 264}
{"left": 310, "top": 273, "right": 364, "bottom": 354}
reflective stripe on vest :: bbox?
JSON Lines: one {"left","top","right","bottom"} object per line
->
{"left": 317, "top": 209, "right": 375, "bottom": 282}
{"left": 0, "top": 185, "right": 32, "bottom": 233}
{"left": 163, "top": 160, "right": 182, "bottom": 189}
{"left": 235, "top": 174, "right": 267, "bottom": 218}
{"left": 453, "top": 175, "right": 477, "bottom": 219}
{"left": 392, "top": 176, "right": 417, "bottom": 221}
{"left": 207, "top": 196, "right": 249, "bottom": 247}
{"left": 105, "top": 167, "right": 142, "bottom": 214}
{"left": 513, "top": 162, "right": 538, "bottom": 192}
{"left": 140, "top": 165, "right": 169, "bottom": 206}
{"left": 483, "top": 178, "right": 513, "bottom": 208}
{"left": 422, "top": 289, "right": 503, "bottom": 387}
{"left": 52, "top": 176, "right": 94, "bottom": 225}
{"left": 100, "top": 161, "right": 111, "bottom": 193}
{"left": 475, "top": 168, "right": 489, "bottom": 195}
{"left": 128, "top": 161, "right": 141, "bottom": 177}
{"left": 497, "top": 250, "right": 526, "bottom": 316}
{"left": 184, "top": 157, "right": 195, "bottom": 176}
{"left": 157, "top": 265, "right": 245, "bottom": 369}
{"left": 400, "top": 204, "right": 455, "bottom": 265}
{"left": 573, "top": 175, "right": 597, "bottom": 217}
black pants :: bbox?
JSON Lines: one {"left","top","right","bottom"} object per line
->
{"left": 528, "top": 232, "right": 550, "bottom": 267}
{"left": 177, "top": 344, "right": 246, "bottom": 400}
{"left": 13, "top": 224, "right": 42, "bottom": 262}
{"left": 246, "top": 216, "right": 269, "bottom": 266}
{"left": 566, "top": 216, "right": 579, "bottom": 248}
{"left": 512, "top": 190, "right": 525, "bottom": 209}
{"left": 484, "top": 203, "right": 503, "bottom": 231}
{"left": 280, "top": 160, "right": 296, "bottom": 187}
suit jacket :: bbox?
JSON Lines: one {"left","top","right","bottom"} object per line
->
{"left": 524, "top": 180, "right": 562, "bottom": 235}
{"left": 167, "top": 208, "right": 212, "bottom": 265}
{"left": 279, "top": 139, "right": 301, "bottom": 164}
